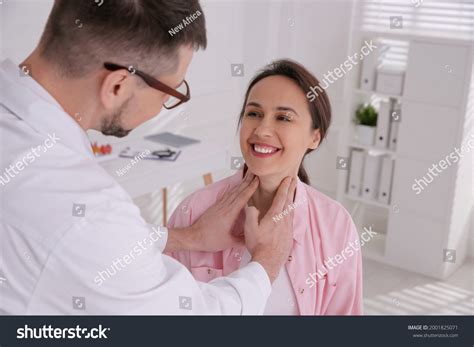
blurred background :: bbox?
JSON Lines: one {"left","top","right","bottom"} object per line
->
{"left": 1, "top": 0, "right": 473, "bottom": 315}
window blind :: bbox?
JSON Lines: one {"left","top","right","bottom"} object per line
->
{"left": 359, "top": 0, "right": 474, "bottom": 41}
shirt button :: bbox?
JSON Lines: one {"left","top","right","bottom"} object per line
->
{"left": 300, "top": 288, "right": 304, "bottom": 294}
{"left": 207, "top": 268, "right": 211, "bottom": 275}
{"left": 288, "top": 255, "right": 293, "bottom": 262}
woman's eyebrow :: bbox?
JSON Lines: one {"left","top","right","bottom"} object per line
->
{"left": 276, "top": 106, "right": 299, "bottom": 116}
{"left": 246, "top": 101, "right": 262, "bottom": 108}
{"left": 246, "top": 102, "right": 299, "bottom": 116}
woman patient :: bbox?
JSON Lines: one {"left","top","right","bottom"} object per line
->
{"left": 167, "top": 59, "right": 362, "bottom": 315}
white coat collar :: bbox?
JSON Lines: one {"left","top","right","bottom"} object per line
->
{"left": 0, "top": 58, "right": 93, "bottom": 158}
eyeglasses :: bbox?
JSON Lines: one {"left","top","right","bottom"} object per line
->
{"left": 103, "top": 62, "right": 190, "bottom": 110}
{"left": 151, "top": 149, "right": 177, "bottom": 158}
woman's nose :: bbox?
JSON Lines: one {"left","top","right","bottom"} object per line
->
{"left": 253, "top": 122, "right": 273, "bottom": 138}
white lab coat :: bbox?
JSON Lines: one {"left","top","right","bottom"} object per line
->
{"left": 0, "top": 59, "right": 271, "bottom": 315}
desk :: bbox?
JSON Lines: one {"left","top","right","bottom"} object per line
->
{"left": 99, "top": 138, "right": 229, "bottom": 224}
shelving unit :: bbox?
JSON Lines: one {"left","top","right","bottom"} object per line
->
{"left": 337, "top": 30, "right": 473, "bottom": 279}
{"left": 354, "top": 88, "right": 403, "bottom": 101}
{"left": 344, "top": 193, "right": 390, "bottom": 210}
{"left": 349, "top": 142, "right": 396, "bottom": 156}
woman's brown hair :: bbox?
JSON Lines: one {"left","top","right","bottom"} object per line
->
{"left": 238, "top": 59, "right": 331, "bottom": 185}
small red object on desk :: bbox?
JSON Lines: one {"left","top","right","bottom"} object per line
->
{"left": 91, "top": 142, "right": 112, "bottom": 156}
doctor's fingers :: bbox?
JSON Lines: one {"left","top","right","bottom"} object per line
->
{"left": 227, "top": 175, "right": 259, "bottom": 209}
{"left": 285, "top": 178, "right": 297, "bottom": 211}
{"left": 266, "top": 177, "right": 292, "bottom": 217}
{"left": 221, "top": 172, "right": 257, "bottom": 206}
{"left": 244, "top": 205, "right": 260, "bottom": 229}
{"left": 215, "top": 171, "right": 254, "bottom": 204}
{"left": 283, "top": 178, "right": 297, "bottom": 224}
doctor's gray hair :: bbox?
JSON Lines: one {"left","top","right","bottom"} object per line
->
{"left": 38, "top": 0, "right": 207, "bottom": 79}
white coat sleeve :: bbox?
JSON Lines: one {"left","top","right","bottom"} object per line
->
{"left": 25, "top": 196, "right": 271, "bottom": 315}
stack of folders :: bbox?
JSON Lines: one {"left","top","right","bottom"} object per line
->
{"left": 375, "top": 100, "right": 400, "bottom": 151}
{"left": 359, "top": 40, "right": 390, "bottom": 91}
{"left": 348, "top": 149, "right": 395, "bottom": 205}
{"left": 389, "top": 101, "right": 401, "bottom": 151}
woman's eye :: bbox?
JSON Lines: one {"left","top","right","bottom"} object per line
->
{"left": 277, "top": 114, "right": 291, "bottom": 122}
{"left": 246, "top": 111, "right": 260, "bottom": 117}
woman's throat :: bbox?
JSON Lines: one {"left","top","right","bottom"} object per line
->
{"left": 249, "top": 178, "right": 280, "bottom": 218}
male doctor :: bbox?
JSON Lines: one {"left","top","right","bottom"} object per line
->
{"left": 0, "top": 0, "right": 295, "bottom": 314}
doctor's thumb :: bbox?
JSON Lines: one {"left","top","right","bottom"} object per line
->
{"left": 244, "top": 205, "right": 260, "bottom": 226}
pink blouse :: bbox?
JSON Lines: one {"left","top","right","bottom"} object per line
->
{"left": 167, "top": 171, "right": 363, "bottom": 315}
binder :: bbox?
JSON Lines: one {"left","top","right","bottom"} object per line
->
{"left": 388, "top": 101, "right": 401, "bottom": 151}
{"left": 378, "top": 156, "right": 394, "bottom": 204}
{"left": 348, "top": 150, "right": 365, "bottom": 197}
{"left": 375, "top": 101, "right": 391, "bottom": 149}
{"left": 359, "top": 40, "right": 388, "bottom": 91}
{"left": 375, "top": 67, "right": 405, "bottom": 95}
{"left": 360, "top": 48, "right": 378, "bottom": 91}
{"left": 388, "top": 122, "right": 399, "bottom": 151}
{"left": 362, "top": 152, "right": 384, "bottom": 200}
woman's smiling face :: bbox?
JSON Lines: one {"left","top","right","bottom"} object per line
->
{"left": 240, "top": 75, "right": 321, "bottom": 179}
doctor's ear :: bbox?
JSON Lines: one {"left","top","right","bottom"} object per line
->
{"left": 308, "top": 128, "right": 321, "bottom": 150}
{"left": 100, "top": 69, "right": 136, "bottom": 109}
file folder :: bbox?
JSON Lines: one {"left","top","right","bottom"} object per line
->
{"left": 348, "top": 149, "right": 365, "bottom": 197}
{"left": 362, "top": 152, "right": 384, "bottom": 200}
{"left": 378, "top": 156, "right": 394, "bottom": 204}
{"left": 388, "top": 101, "right": 401, "bottom": 151}
{"left": 375, "top": 101, "right": 391, "bottom": 149}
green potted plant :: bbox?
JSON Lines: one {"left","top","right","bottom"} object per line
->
{"left": 354, "top": 103, "right": 378, "bottom": 145}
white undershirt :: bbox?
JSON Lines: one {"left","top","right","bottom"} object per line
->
{"left": 240, "top": 249, "right": 299, "bottom": 315}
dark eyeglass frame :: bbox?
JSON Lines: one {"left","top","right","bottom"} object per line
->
{"left": 103, "top": 62, "right": 190, "bottom": 110}
{"left": 152, "top": 149, "right": 176, "bottom": 158}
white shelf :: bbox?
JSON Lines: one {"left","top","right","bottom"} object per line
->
{"left": 344, "top": 194, "right": 390, "bottom": 210}
{"left": 338, "top": 28, "right": 473, "bottom": 279}
{"left": 354, "top": 89, "right": 403, "bottom": 100}
{"left": 349, "top": 142, "right": 396, "bottom": 156}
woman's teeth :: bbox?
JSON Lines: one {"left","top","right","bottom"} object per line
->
{"left": 253, "top": 144, "right": 278, "bottom": 154}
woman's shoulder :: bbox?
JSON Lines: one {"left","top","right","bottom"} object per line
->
{"left": 302, "top": 183, "right": 357, "bottom": 239}
{"left": 303, "top": 183, "right": 350, "bottom": 217}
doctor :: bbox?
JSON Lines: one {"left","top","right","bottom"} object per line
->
{"left": 0, "top": 0, "right": 296, "bottom": 314}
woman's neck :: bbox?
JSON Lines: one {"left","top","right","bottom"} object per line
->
{"left": 250, "top": 174, "right": 296, "bottom": 221}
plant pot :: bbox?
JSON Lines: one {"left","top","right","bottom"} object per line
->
{"left": 356, "top": 125, "right": 376, "bottom": 146}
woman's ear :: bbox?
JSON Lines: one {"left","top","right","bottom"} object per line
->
{"left": 308, "top": 128, "right": 321, "bottom": 150}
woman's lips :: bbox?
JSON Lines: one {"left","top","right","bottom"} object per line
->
{"left": 250, "top": 143, "right": 282, "bottom": 158}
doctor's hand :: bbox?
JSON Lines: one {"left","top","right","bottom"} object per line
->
{"left": 244, "top": 177, "right": 296, "bottom": 283}
{"left": 165, "top": 171, "right": 259, "bottom": 253}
